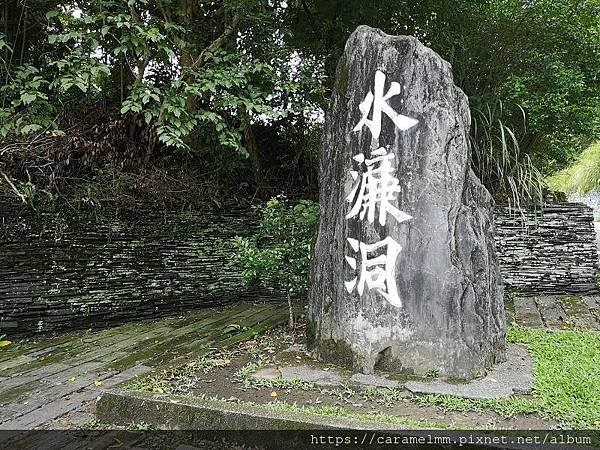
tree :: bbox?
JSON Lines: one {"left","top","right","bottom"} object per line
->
{"left": 1, "top": 0, "right": 325, "bottom": 189}
{"left": 2, "top": 0, "right": 597, "bottom": 203}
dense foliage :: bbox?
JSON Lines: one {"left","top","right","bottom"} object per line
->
{"left": 1, "top": 0, "right": 324, "bottom": 199}
{"left": 1, "top": 0, "right": 599, "bottom": 204}
{"left": 233, "top": 198, "right": 318, "bottom": 297}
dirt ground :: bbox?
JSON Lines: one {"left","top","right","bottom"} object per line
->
{"left": 127, "top": 323, "right": 557, "bottom": 430}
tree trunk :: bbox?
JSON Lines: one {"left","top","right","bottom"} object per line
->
{"left": 238, "top": 106, "right": 262, "bottom": 186}
{"left": 307, "top": 26, "right": 506, "bottom": 379}
{"left": 287, "top": 293, "right": 294, "bottom": 330}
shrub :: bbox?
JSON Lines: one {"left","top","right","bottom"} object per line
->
{"left": 233, "top": 198, "right": 319, "bottom": 327}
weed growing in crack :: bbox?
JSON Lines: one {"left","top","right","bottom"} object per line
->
{"left": 126, "top": 349, "right": 233, "bottom": 395}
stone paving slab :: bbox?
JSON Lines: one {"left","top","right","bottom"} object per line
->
{"left": 512, "top": 295, "right": 600, "bottom": 331}
{"left": 252, "top": 365, "right": 405, "bottom": 389}
{"left": 405, "top": 344, "right": 532, "bottom": 399}
{"left": 582, "top": 295, "right": 600, "bottom": 310}
{"left": 582, "top": 296, "right": 600, "bottom": 331}
{"left": 534, "top": 296, "right": 566, "bottom": 328}
{"left": 556, "top": 295, "right": 598, "bottom": 329}
{"left": 349, "top": 373, "right": 401, "bottom": 388}
{"left": 0, "top": 365, "right": 151, "bottom": 430}
{"left": 0, "top": 302, "right": 288, "bottom": 430}
{"left": 514, "top": 296, "right": 544, "bottom": 328}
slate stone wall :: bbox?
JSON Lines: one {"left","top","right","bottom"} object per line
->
{"left": 0, "top": 200, "right": 280, "bottom": 337}
{"left": 495, "top": 203, "right": 598, "bottom": 295}
{"left": 1, "top": 200, "right": 597, "bottom": 337}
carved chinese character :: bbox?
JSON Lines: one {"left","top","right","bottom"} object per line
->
{"left": 344, "top": 236, "right": 403, "bottom": 307}
{"left": 353, "top": 69, "right": 418, "bottom": 140}
{"left": 346, "top": 147, "right": 412, "bottom": 226}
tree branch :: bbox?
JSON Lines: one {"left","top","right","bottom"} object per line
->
{"left": 0, "top": 170, "right": 27, "bottom": 204}
{"left": 189, "top": 11, "right": 240, "bottom": 69}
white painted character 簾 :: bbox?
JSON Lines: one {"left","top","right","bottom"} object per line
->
{"left": 346, "top": 147, "right": 412, "bottom": 226}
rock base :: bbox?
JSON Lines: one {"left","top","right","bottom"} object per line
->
{"left": 252, "top": 344, "right": 531, "bottom": 400}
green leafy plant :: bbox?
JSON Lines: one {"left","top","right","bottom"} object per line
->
{"left": 1, "top": 1, "right": 327, "bottom": 191}
{"left": 289, "top": 0, "right": 600, "bottom": 175}
{"left": 126, "top": 350, "right": 232, "bottom": 394}
{"left": 0, "top": 63, "right": 57, "bottom": 137}
{"left": 425, "top": 368, "right": 440, "bottom": 379}
{"left": 126, "top": 421, "right": 154, "bottom": 431}
{"left": 359, "top": 386, "right": 406, "bottom": 405}
{"left": 233, "top": 198, "right": 319, "bottom": 328}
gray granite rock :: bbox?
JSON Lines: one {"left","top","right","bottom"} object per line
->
{"left": 348, "top": 373, "right": 400, "bottom": 389}
{"left": 308, "top": 25, "right": 506, "bottom": 379}
{"left": 279, "top": 365, "right": 343, "bottom": 386}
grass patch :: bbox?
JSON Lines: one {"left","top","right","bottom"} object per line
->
{"left": 358, "top": 386, "right": 406, "bottom": 405}
{"left": 234, "top": 361, "right": 265, "bottom": 379}
{"left": 234, "top": 361, "right": 316, "bottom": 391}
{"left": 260, "top": 400, "right": 453, "bottom": 430}
{"left": 126, "top": 350, "right": 232, "bottom": 394}
{"left": 126, "top": 421, "right": 155, "bottom": 430}
{"left": 417, "top": 326, "right": 600, "bottom": 429}
{"left": 547, "top": 141, "right": 600, "bottom": 194}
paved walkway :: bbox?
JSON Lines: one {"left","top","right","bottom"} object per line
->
{"left": 0, "top": 296, "right": 598, "bottom": 430}
{"left": 506, "top": 295, "right": 600, "bottom": 330}
{"left": 0, "top": 302, "right": 288, "bottom": 430}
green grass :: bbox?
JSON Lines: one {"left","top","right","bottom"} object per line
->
{"left": 417, "top": 326, "right": 600, "bottom": 429}
{"left": 234, "top": 361, "right": 265, "bottom": 379}
{"left": 126, "top": 350, "right": 232, "bottom": 394}
{"left": 264, "top": 400, "right": 453, "bottom": 430}
{"left": 547, "top": 141, "right": 600, "bottom": 194}
{"left": 358, "top": 386, "right": 406, "bottom": 405}
{"left": 126, "top": 421, "right": 155, "bottom": 430}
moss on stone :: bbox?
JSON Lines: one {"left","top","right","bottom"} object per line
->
{"left": 557, "top": 296, "right": 581, "bottom": 306}
{"left": 304, "top": 319, "right": 316, "bottom": 351}
{"left": 386, "top": 373, "right": 431, "bottom": 383}
{"left": 335, "top": 56, "right": 349, "bottom": 99}
{"left": 0, "top": 380, "right": 42, "bottom": 404}
{"left": 313, "top": 337, "right": 357, "bottom": 372}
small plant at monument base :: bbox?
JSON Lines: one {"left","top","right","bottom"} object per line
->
{"left": 233, "top": 197, "right": 319, "bottom": 329}
{"left": 126, "top": 421, "right": 154, "bottom": 431}
{"left": 425, "top": 368, "right": 440, "bottom": 379}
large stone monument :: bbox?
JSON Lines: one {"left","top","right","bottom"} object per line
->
{"left": 307, "top": 26, "right": 506, "bottom": 379}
